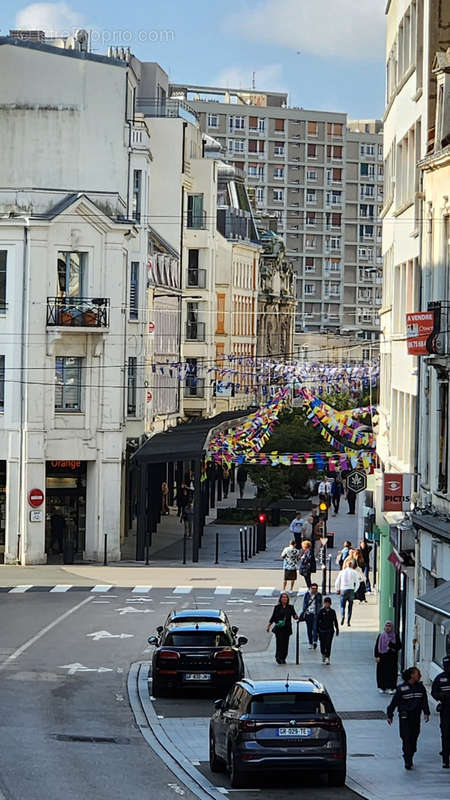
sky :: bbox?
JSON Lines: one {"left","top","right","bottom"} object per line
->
{"left": 1, "top": 0, "right": 386, "bottom": 119}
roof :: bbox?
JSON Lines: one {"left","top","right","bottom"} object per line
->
{"left": 167, "top": 621, "right": 227, "bottom": 633}
{"left": 148, "top": 225, "right": 179, "bottom": 259}
{"left": 411, "top": 512, "right": 450, "bottom": 543}
{"left": 433, "top": 48, "right": 450, "bottom": 72}
{"left": 133, "top": 408, "right": 251, "bottom": 464}
{"left": 415, "top": 582, "right": 450, "bottom": 627}
{"left": 239, "top": 678, "right": 325, "bottom": 694}
{"left": 170, "top": 609, "right": 225, "bottom": 620}
{"left": 0, "top": 36, "right": 126, "bottom": 68}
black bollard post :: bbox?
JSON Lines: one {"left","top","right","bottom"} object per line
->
{"left": 215, "top": 532, "right": 219, "bottom": 565}
{"left": 327, "top": 555, "right": 332, "bottom": 594}
{"left": 244, "top": 526, "right": 248, "bottom": 561}
{"left": 103, "top": 533, "right": 108, "bottom": 566}
{"left": 252, "top": 525, "right": 257, "bottom": 556}
{"left": 296, "top": 621, "right": 300, "bottom": 665}
{"left": 145, "top": 531, "right": 150, "bottom": 566}
{"left": 246, "top": 526, "right": 251, "bottom": 559}
{"left": 373, "top": 541, "right": 378, "bottom": 588}
{"left": 239, "top": 528, "right": 244, "bottom": 563}
{"left": 182, "top": 532, "right": 187, "bottom": 565}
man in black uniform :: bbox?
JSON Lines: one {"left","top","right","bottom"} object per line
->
{"left": 431, "top": 655, "right": 450, "bottom": 768}
{"left": 387, "top": 666, "right": 430, "bottom": 769}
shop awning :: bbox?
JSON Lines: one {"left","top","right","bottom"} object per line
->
{"left": 132, "top": 409, "right": 251, "bottom": 464}
{"left": 415, "top": 582, "right": 450, "bottom": 627}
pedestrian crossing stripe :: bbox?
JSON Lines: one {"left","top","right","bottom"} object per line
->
{"left": 49, "top": 585, "right": 72, "bottom": 592}
{"left": 1, "top": 585, "right": 299, "bottom": 598}
{"left": 173, "top": 586, "right": 192, "bottom": 594}
{"left": 91, "top": 585, "right": 113, "bottom": 593}
{"left": 255, "top": 587, "right": 276, "bottom": 596}
{"left": 7, "top": 585, "right": 32, "bottom": 593}
{"left": 131, "top": 586, "right": 152, "bottom": 593}
{"left": 214, "top": 587, "right": 232, "bottom": 595}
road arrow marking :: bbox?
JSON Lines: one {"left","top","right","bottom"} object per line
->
{"left": 115, "top": 607, "right": 154, "bottom": 615}
{"left": 86, "top": 631, "right": 134, "bottom": 641}
{"left": 59, "top": 663, "right": 113, "bottom": 675}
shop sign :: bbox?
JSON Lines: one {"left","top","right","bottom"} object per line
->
{"left": 406, "top": 311, "right": 435, "bottom": 355}
{"left": 28, "top": 488, "right": 44, "bottom": 507}
{"left": 387, "top": 550, "right": 404, "bottom": 572}
{"left": 50, "top": 461, "right": 81, "bottom": 470}
{"left": 382, "top": 473, "right": 413, "bottom": 512}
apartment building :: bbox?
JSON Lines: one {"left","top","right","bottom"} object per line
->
{"left": 170, "top": 82, "right": 383, "bottom": 349}
{"left": 376, "top": 0, "right": 450, "bottom": 671}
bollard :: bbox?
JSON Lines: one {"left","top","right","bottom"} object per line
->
{"left": 17, "top": 534, "right": 21, "bottom": 565}
{"left": 373, "top": 541, "right": 378, "bottom": 588}
{"left": 103, "top": 533, "right": 108, "bottom": 566}
{"left": 215, "top": 532, "right": 219, "bottom": 565}
{"left": 255, "top": 523, "right": 259, "bottom": 553}
{"left": 327, "top": 555, "right": 332, "bottom": 594}
{"left": 246, "top": 526, "right": 252, "bottom": 559}
{"left": 244, "top": 526, "right": 248, "bottom": 561}
{"left": 252, "top": 525, "right": 257, "bottom": 556}
{"left": 296, "top": 621, "right": 300, "bottom": 665}
{"left": 145, "top": 531, "right": 150, "bottom": 566}
{"left": 182, "top": 532, "right": 187, "bottom": 565}
{"left": 239, "top": 528, "right": 244, "bottom": 563}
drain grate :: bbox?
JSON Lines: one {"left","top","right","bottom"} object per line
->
{"left": 51, "top": 734, "right": 131, "bottom": 744}
{"left": 339, "top": 710, "right": 386, "bottom": 720}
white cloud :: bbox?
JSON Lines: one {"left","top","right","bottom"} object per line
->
{"left": 225, "top": 0, "right": 385, "bottom": 62}
{"left": 215, "top": 63, "right": 284, "bottom": 92}
{"left": 15, "top": 2, "right": 84, "bottom": 36}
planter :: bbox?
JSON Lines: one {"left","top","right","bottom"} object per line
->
{"left": 59, "top": 310, "right": 74, "bottom": 326}
{"left": 82, "top": 310, "right": 98, "bottom": 326}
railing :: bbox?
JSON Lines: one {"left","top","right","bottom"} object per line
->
{"left": 187, "top": 268, "right": 206, "bottom": 289}
{"left": 185, "top": 321, "right": 205, "bottom": 341}
{"left": 187, "top": 209, "right": 207, "bottom": 229}
{"left": 47, "top": 297, "right": 110, "bottom": 328}
{"left": 184, "top": 377, "right": 205, "bottom": 398}
{"left": 136, "top": 97, "right": 198, "bottom": 124}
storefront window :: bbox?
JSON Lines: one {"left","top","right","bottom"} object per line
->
{"left": 45, "top": 461, "right": 86, "bottom": 557}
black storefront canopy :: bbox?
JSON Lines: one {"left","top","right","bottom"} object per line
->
{"left": 415, "top": 582, "right": 450, "bottom": 627}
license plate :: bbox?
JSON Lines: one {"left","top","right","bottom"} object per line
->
{"left": 277, "top": 727, "right": 312, "bottom": 737}
{"left": 183, "top": 673, "right": 211, "bottom": 681}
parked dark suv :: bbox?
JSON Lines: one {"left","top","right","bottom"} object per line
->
{"left": 148, "top": 620, "right": 247, "bottom": 697}
{"left": 209, "top": 679, "right": 346, "bottom": 788}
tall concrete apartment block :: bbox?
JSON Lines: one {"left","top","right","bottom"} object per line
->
{"left": 171, "top": 84, "right": 383, "bottom": 349}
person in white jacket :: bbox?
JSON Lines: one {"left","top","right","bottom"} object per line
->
{"left": 335, "top": 561, "right": 360, "bottom": 626}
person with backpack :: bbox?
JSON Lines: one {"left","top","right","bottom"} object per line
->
{"left": 336, "top": 540, "right": 352, "bottom": 570}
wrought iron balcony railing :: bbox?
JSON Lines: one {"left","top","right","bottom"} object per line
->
{"left": 47, "top": 297, "right": 110, "bottom": 328}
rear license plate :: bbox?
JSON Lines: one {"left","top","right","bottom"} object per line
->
{"left": 277, "top": 727, "right": 312, "bottom": 737}
{"left": 183, "top": 673, "right": 211, "bottom": 681}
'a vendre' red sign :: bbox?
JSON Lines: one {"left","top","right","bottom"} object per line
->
{"left": 406, "top": 311, "right": 435, "bottom": 355}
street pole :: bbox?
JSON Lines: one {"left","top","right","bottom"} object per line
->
{"left": 321, "top": 519, "right": 327, "bottom": 596}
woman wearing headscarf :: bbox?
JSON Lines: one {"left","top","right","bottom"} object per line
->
{"left": 374, "top": 621, "right": 401, "bottom": 693}
{"left": 266, "top": 592, "right": 298, "bottom": 664}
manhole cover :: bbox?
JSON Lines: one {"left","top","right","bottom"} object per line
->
{"left": 51, "top": 734, "right": 131, "bottom": 744}
{"left": 339, "top": 710, "right": 386, "bottom": 720}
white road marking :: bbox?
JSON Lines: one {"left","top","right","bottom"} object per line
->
{"left": 168, "top": 784, "right": 185, "bottom": 796}
{"left": 59, "top": 662, "right": 113, "bottom": 675}
{"left": 226, "top": 599, "right": 253, "bottom": 604}
{"left": 214, "top": 586, "right": 232, "bottom": 595}
{"left": 8, "top": 585, "right": 33, "bottom": 593}
{"left": 0, "top": 595, "right": 92, "bottom": 673}
{"left": 132, "top": 586, "right": 152, "bottom": 593}
{"left": 255, "top": 587, "right": 275, "bottom": 596}
{"left": 92, "top": 600, "right": 110, "bottom": 604}
{"left": 115, "top": 607, "right": 153, "bottom": 615}
{"left": 49, "top": 585, "right": 72, "bottom": 593}
{"left": 126, "top": 597, "right": 153, "bottom": 603}
{"left": 86, "top": 631, "right": 134, "bottom": 641}
{"left": 173, "top": 586, "right": 192, "bottom": 594}
{"left": 91, "top": 585, "right": 113, "bottom": 593}
{"left": 115, "top": 693, "right": 124, "bottom": 702}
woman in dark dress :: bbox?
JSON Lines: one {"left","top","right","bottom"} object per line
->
{"left": 374, "top": 621, "right": 401, "bottom": 693}
{"left": 266, "top": 592, "right": 298, "bottom": 664}
{"left": 359, "top": 539, "right": 372, "bottom": 591}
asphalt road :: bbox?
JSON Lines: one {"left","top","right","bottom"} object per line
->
{"left": 0, "top": 587, "right": 361, "bottom": 800}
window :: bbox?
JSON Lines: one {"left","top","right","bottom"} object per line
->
{"left": 326, "top": 236, "right": 341, "bottom": 250}
{"left": 258, "top": 118, "right": 265, "bottom": 132}
{"left": 306, "top": 189, "right": 316, "bottom": 204}
{"left": 0, "top": 355, "right": 4, "bottom": 411}
{"left": 248, "top": 163, "right": 258, "bottom": 176}
{"left": 360, "top": 204, "right": 374, "bottom": 218}
{"left": 437, "top": 381, "right": 449, "bottom": 493}
{"left": 127, "top": 356, "right": 137, "bottom": 416}
{"left": 361, "top": 183, "right": 375, "bottom": 197}
{"left": 274, "top": 143, "right": 285, "bottom": 156}
{"left": 229, "top": 116, "right": 245, "bottom": 131}
{"left": 307, "top": 143, "right": 317, "bottom": 159}
{"left": 360, "top": 224, "right": 374, "bottom": 239}
{"left": 55, "top": 357, "right": 82, "bottom": 411}
{"left": 327, "top": 145, "right": 343, "bottom": 160}
{"left": 329, "top": 283, "right": 340, "bottom": 295}
{"left": 304, "top": 283, "right": 315, "bottom": 295}
{"left": 57, "top": 251, "right": 85, "bottom": 298}
{"left": 207, "top": 113, "right": 218, "bottom": 128}
{"left": 256, "top": 187, "right": 264, "bottom": 202}
{"left": 188, "top": 249, "right": 202, "bottom": 287}
{"left": 216, "top": 293, "right": 226, "bottom": 334}
{"left": 274, "top": 167, "right": 284, "bottom": 179}
{"left": 326, "top": 190, "right": 342, "bottom": 205}
{"left": 326, "top": 258, "right": 341, "bottom": 272}
{"left": 327, "top": 122, "right": 343, "bottom": 136}
{"left": 360, "top": 163, "right": 375, "bottom": 177}
{"left": 187, "top": 194, "right": 205, "bottom": 228}
{"left": 306, "top": 211, "right": 316, "bottom": 226}
{"left": 307, "top": 121, "right": 318, "bottom": 136}
{"left": 228, "top": 139, "right": 244, "bottom": 153}
{"left": 273, "top": 189, "right": 284, "bottom": 202}
{"left": 359, "top": 247, "right": 373, "bottom": 259}
{"left": 248, "top": 139, "right": 257, "bottom": 153}
{"left": 0, "top": 251, "right": 6, "bottom": 310}
{"left": 249, "top": 116, "right": 257, "bottom": 130}
{"left": 305, "top": 257, "right": 315, "bottom": 272}
{"left": 326, "top": 212, "right": 341, "bottom": 228}
{"left": 327, "top": 168, "right": 342, "bottom": 183}
{"left": 305, "top": 236, "right": 316, "bottom": 249}
{"left": 274, "top": 118, "right": 285, "bottom": 132}
{"left": 307, "top": 169, "right": 317, "bottom": 181}
{"left": 129, "top": 262, "right": 139, "bottom": 320}
{"left": 132, "top": 169, "right": 142, "bottom": 222}
{"left": 361, "top": 143, "right": 375, "bottom": 156}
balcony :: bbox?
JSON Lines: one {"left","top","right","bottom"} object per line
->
{"left": 136, "top": 97, "right": 197, "bottom": 125}
{"left": 187, "top": 210, "right": 207, "bottom": 230}
{"left": 185, "top": 321, "right": 205, "bottom": 341}
{"left": 187, "top": 268, "right": 206, "bottom": 289}
{"left": 184, "top": 378, "right": 205, "bottom": 398}
{"left": 130, "top": 123, "right": 150, "bottom": 151}
{"left": 47, "top": 297, "right": 110, "bottom": 329}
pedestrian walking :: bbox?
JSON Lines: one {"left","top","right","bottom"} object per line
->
{"left": 431, "top": 655, "right": 450, "bottom": 768}
{"left": 354, "top": 561, "right": 367, "bottom": 603}
{"left": 50, "top": 508, "right": 66, "bottom": 555}
{"left": 280, "top": 540, "right": 301, "bottom": 592}
{"left": 161, "top": 481, "right": 169, "bottom": 515}
{"left": 300, "top": 582, "right": 322, "bottom": 650}
{"left": 336, "top": 539, "right": 352, "bottom": 570}
{"left": 330, "top": 476, "right": 344, "bottom": 515}
{"left": 222, "top": 465, "right": 230, "bottom": 499}
{"left": 289, "top": 511, "right": 306, "bottom": 548}
{"left": 236, "top": 465, "right": 248, "bottom": 499}
{"left": 374, "top": 621, "right": 401, "bottom": 693}
{"left": 317, "top": 596, "right": 339, "bottom": 664}
{"left": 176, "top": 483, "right": 190, "bottom": 517}
{"left": 359, "top": 539, "right": 372, "bottom": 591}
{"left": 180, "top": 502, "right": 194, "bottom": 537}
{"left": 298, "top": 540, "right": 316, "bottom": 589}
{"left": 387, "top": 667, "right": 430, "bottom": 770}
{"left": 335, "top": 560, "right": 360, "bottom": 626}
{"left": 345, "top": 486, "right": 356, "bottom": 514}
{"left": 266, "top": 592, "right": 298, "bottom": 664}
{"left": 318, "top": 475, "right": 332, "bottom": 507}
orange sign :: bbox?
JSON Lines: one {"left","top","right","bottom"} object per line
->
{"left": 50, "top": 460, "right": 81, "bottom": 469}
{"left": 406, "top": 312, "right": 435, "bottom": 355}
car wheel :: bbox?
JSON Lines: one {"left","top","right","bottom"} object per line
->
{"left": 228, "top": 745, "right": 246, "bottom": 788}
{"left": 209, "top": 731, "right": 226, "bottom": 773}
{"left": 328, "top": 768, "right": 346, "bottom": 787}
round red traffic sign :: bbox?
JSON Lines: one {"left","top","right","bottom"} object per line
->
{"left": 28, "top": 488, "right": 44, "bottom": 508}
{"left": 148, "top": 321, "right": 155, "bottom": 334}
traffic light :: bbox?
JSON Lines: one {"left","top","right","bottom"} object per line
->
{"left": 319, "top": 501, "right": 328, "bottom": 522}
{"left": 257, "top": 512, "right": 267, "bottom": 551}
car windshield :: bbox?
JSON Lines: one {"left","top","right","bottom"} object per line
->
{"left": 163, "top": 632, "right": 232, "bottom": 647}
{"left": 248, "top": 693, "right": 333, "bottom": 715}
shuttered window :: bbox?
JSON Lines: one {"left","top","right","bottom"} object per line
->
{"left": 130, "top": 262, "right": 139, "bottom": 320}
